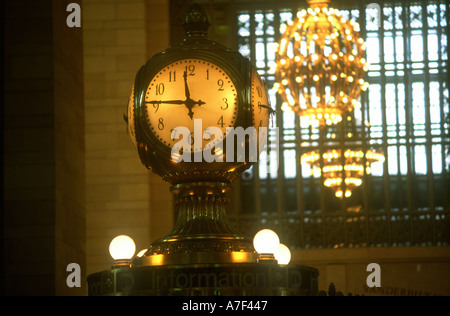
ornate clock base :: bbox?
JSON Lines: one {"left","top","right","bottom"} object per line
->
{"left": 87, "top": 181, "right": 321, "bottom": 296}
{"left": 88, "top": 263, "right": 319, "bottom": 296}
{"left": 136, "top": 182, "right": 256, "bottom": 266}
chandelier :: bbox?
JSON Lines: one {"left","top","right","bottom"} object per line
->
{"left": 274, "top": 0, "right": 369, "bottom": 127}
{"left": 301, "top": 143, "right": 385, "bottom": 199}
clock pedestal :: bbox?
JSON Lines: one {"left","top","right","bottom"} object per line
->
{"left": 137, "top": 182, "right": 256, "bottom": 266}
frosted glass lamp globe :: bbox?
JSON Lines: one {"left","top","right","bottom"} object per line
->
{"left": 253, "top": 229, "right": 280, "bottom": 262}
{"left": 109, "top": 235, "right": 136, "bottom": 261}
{"left": 275, "top": 243, "right": 291, "bottom": 265}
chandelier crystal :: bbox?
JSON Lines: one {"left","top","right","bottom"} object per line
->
{"left": 274, "top": 0, "right": 369, "bottom": 127}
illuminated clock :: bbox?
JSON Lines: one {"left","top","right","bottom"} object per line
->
{"left": 127, "top": 3, "right": 271, "bottom": 184}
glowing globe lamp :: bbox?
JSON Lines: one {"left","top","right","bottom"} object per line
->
{"left": 275, "top": 244, "right": 291, "bottom": 265}
{"left": 253, "top": 229, "right": 280, "bottom": 263}
{"left": 109, "top": 235, "right": 136, "bottom": 267}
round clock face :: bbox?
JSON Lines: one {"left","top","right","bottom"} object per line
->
{"left": 144, "top": 59, "right": 238, "bottom": 152}
{"left": 251, "top": 69, "right": 270, "bottom": 129}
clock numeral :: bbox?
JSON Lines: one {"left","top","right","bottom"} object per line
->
{"left": 188, "top": 133, "right": 194, "bottom": 145}
{"left": 158, "top": 118, "right": 164, "bottom": 130}
{"left": 217, "top": 115, "right": 224, "bottom": 128}
{"left": 169, "top": 71, "right": 176, "bottom": 82}
{"left": 153, "top": 103, "right": 159, "bottom": 113}
{"left": 204, "top": 128, "right": 212, "bottom": 140}
{"left": 258, "top": 101, "right": 262, "bottom": 113}
{"left": 259, "top": 120, "right": 263, "bottom": 127}
{"left": 156, "top": 83, "right": 165, "bottom": 96}
{"left": 221, "top": 98, "right": 229, "bottom": 110}
{"left": 185, "top": 65, "right": 195, "bottom": 76}
{"left": 217, "top": 79, "right": 224, "bottom": 91}
{"left": 206, "top": 69, "right": 209, "bottom": 80}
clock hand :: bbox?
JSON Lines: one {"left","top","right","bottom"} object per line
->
{"left": 193, "top": 100, "right": 205, "bottom": 107}
{"left": 146, "top": 99, "right": 205, "bottom": 120}
{"left": 146, "top": 100, "right": 185, "bottom": 105}
{"left": 183, "top": 71, "right": 191, "bottom": 99}
{"left": 258, "top": 104, "right": 275, "bottom": 115}
{"left": 182, "top": 71, "right": 207, "bottom": 119}
{"left": 184, "top": 99, "right": 206, "bottom": 120}
{"left": 146, "top": 100, "right": 187, "bottom": 115}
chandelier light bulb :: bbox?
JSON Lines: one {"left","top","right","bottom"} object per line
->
{"left": 253, "top": 229, "right": 280, "bottom": 255}
{"left": 109, "top": 235, "right": 136, "bottom": 260}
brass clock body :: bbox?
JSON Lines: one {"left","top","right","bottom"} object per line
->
{"left": 124, "top": 3, "right": 272, "bottom": 265}
{"left": 128, "top": 13, "right": 270, "bottom": 185}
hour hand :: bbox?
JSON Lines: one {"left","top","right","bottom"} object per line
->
{"left": 146, "top": 100, "right": 185, "bottom": 105}
{"left": 146, "top": 100, "right": 186, "bottom": 113}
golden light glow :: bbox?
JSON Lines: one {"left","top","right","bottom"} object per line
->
{"left": 301, "top": 148, "right": 385, "bottom": 198}
{"left": 274, "top": 0, "right": 368, "bottom": 127}
{"left": 136, "top": 249, "right": 148, "bottom": 258}
{"left": 274, "top": 244, "right": 291, "bottom": 265}
{"left": 253, "top": 229, "right": 280, "bottom": 255}
{"left": 109, "top": 235, "right": 136, "bottom": 260}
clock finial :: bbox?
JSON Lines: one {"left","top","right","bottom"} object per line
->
{"left": 183, "top": 3, "right": 210, "bottom": 36}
